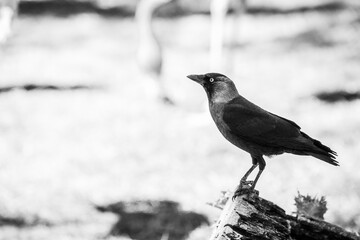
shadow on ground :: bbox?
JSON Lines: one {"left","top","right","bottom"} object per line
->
{"left": 0, "top": 84, "right": 98, "bottom": 94}
{"left": 18, "top": 0, "right": 134, "bottom": 18}
{"left": 17, "top": 0, "right": 348, "bottom": 18}
{"left": 247, "top": 1, "right": 345, "bottom": 15}
{"left": 0, "top": 215, "right": 51, "bottom": 228}
{"left": 277, "top": 28, "right": 337, "bottom": 49}
{"left": 96, "top": 200, "right": 209, "bottom": 240}
{"left": 315, "top": 90, "right": 360, "bottom": 103}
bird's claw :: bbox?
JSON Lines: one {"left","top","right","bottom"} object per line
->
{"left": 240, "top": 180, "right": 254, "bottom": 186}
{"left": 232, "top": 181, "right": 258, "bottom": 201}
{"left": 232, "top": 184, "right": 251, "bottom": 200}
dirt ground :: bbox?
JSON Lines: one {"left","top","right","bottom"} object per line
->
{"left": 0, "top": 2, "right": 360, "bottom": 239}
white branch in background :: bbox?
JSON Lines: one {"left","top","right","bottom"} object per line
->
{"left": 0, "top": 6, "right": 14, "bottom": 44}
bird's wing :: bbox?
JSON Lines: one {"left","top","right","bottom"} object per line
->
{"left": 222, "top": 98, "right": 301, "bottom": 146}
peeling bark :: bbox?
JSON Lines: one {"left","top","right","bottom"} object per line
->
{"left": 209, "top": 192, "right": 359, "bottom": 240}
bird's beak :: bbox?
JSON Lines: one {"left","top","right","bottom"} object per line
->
{"left": 187, "top": 74, "right": 205, "bottom": 86}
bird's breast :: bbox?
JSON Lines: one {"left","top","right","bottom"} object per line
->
{"left": 209, "top": 103, "right": 251, "bottom": 153}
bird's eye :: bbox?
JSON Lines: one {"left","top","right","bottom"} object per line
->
{"left": 209, "top": 78, "right": 214, "bottom": 83}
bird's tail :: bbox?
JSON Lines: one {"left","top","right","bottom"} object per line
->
{"left": 299, "top": 131, "right": 338, "bottom": 166}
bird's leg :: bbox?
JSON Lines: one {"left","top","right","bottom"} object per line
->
{"left": 239, "top": 163, "right": 258, "bottom": 186}
{"left": 239, "top": 155, "right": 260, "bottom": 186}
{"left": 249, "top": 156, "right": 266, "bottom": 191}
{"left": 233, "top": 156, "right": 265, "bottom": 199}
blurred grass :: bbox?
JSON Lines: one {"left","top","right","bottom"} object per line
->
{"left": 0, "top": 2, "right": 360, "bottom": 239}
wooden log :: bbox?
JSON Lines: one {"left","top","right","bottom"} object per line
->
{"left": 209, "top": 191, "right": 360, "bottom": 240}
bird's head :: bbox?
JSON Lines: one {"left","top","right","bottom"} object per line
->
{"left": 187, "top": 73, "right": 239, "bottom": 103}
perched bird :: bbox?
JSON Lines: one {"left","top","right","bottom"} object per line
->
{"left": 135, "top": 0, "right": 174, "bottom": 105}
{"left": 187, "top": 73, "right": 338, "bottom": 196}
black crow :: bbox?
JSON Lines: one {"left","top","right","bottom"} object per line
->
{"left": 187, "top": 73, "right": 338, "bottom": 197}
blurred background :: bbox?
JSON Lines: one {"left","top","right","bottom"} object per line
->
{"left": 0, "top": 0, "right": 360, "bottom": 239}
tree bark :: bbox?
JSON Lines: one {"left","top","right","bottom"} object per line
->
{"left": 209, "top": 191, "right": 359, "bottom": 240}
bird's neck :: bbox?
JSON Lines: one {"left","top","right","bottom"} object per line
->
{"left": 208, "top": 82, "right": 240, "bottom": 104}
